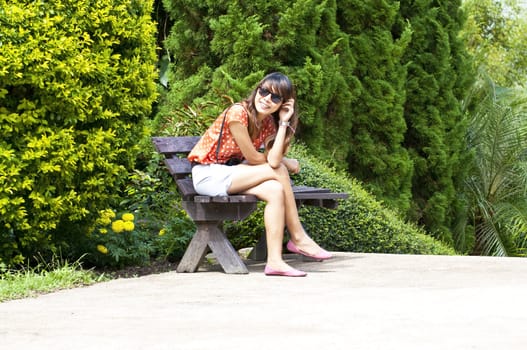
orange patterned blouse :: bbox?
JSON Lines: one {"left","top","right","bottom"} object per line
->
{"left": 188, "top": 104, "right": 277, "bottom": 164}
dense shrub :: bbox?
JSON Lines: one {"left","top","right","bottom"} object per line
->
{"left": 227, "top": 144, "right": 455, "bottom": 256}
{"left": 0, "top": 0, "right": 158, "bottom": 266}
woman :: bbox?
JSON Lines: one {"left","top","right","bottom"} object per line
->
{"left": 188, "top": 72, "right": 331, "bottom": 277}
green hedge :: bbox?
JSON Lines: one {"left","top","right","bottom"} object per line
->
{"left": 227, "top": 143, "right": 455, "bottom": 256}
{"left": 0, "top": 0, "right": 158, "bottom": 266}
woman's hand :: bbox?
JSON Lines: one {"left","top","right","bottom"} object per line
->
{"left": 283, "top": 157, "right": 300, "bottom": 174}
{"left": 279, "top": 98, "right": 295, "bottom": 122}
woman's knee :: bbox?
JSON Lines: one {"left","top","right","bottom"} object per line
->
{"left": 259, "top": 180, "right": 285, "bottom": 202}
{"left": 268, "top": 163, "right": 290, "bottom": 182}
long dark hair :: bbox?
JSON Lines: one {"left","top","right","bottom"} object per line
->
{"left": 242, "top": 72, "right": 298, "bottom": 153}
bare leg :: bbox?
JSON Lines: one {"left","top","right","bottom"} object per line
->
{"left": 241, "top": 179, "right": 293, "bottom": 271}
{"left": 229, "top": 163, "right": 328, "bottom": 257}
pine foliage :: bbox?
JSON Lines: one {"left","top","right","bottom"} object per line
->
{"left": 400, "top": 0, "right": 474, "bottom": 242}
{"left": 339, "top": 0, "right": 414, "bottom": 212}
{"left": 160, "top": 0, "right": 473, "bottom": 242}
{"left": 160, "top": 0, "right": 359, "bottom": 161}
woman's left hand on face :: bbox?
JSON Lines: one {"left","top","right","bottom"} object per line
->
{"left": 279, "top": 98, "right": 295, "bottom": 122}
{"left": 286, "top": 158, "right": 300, "bottom": 174}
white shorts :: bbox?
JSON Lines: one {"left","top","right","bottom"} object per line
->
{"left": 191, "top": 164, "right": 237, "bottom": 196}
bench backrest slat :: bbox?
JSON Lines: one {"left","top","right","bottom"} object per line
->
{"left": 176, "top": 178, "right": 198, "bottom": 199}
{"left": 165, "top": 157, "right": 192, "bottom": 178}
{"left": 152, "top": 136, "right": 200, "bottom": 154}
{"left": 194, "top": 195, "right": 259, "bottom": 203}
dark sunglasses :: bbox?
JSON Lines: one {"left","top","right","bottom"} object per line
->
{"left": 258, "top": 87, "right": 283, "bottom": 104}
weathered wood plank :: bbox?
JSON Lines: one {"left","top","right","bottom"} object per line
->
{"left": 175, "top": 178, "right": 198, "bottom": 199}
{"left": 152, "top": 136, "right": 200, "bottom": 154}
{"left": 182, "top": 201, "right": 258, "bottom": 221}
{"left": 176, "top": 178, "right": 347, "bottom": 203}
{"left": 248, "top": 232, "right": 267, "bottom": 261}
{"left": 176, "top": 225, "right": 211, "bottom": 273}
{"left": 293, "top": 192, "right": 348, "bottom": 200}
{"left": 177, "top": 221, "right": 249, "bottom": 274}
{"left": 207, "top": 223, "right": 249, "bottom": 274}
{"left": 292, "top": 185, "right": 331, "bottom": 193}
{"left": 165, "top": 157, "right": 192, "bottom": 178}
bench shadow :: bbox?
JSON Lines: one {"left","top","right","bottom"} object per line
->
{"left": 195, "top": 252, "right": 362, "bottom": 274}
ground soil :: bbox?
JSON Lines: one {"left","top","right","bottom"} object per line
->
{"left": 95, "top": 259, "right": 179, "bottom": 279}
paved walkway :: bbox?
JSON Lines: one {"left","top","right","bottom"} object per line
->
{"left": 1, "top": 252, "right": 526, "bottom": 350}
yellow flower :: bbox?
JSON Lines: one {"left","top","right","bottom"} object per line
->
{"left": 99, "top": 228, "right": 108, "bottom": 235}
{"left": 123, "top": 221, "right": 135, "bottom": 232}
{"left": 158, "top": 228, "right": 166, "bottom": 236}
{"left": 122, "top": 213, "right": 134, "bottom": 222}
{"left": 97, "top": 245, "right": 109, "bottom": 254}
{"left": 100, "top": 217, "right": 112, "bottom": 226}
{"left": 101, "top": 209, "right": 116, "bottom": 219}
{"left": 111, "top": 220, "right": 125, "bottom": 233}
{"left": 96, "top": 209, "right": 115, "bottom": 226}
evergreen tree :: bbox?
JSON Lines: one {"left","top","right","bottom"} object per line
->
{"left": 338, "top": 0, "right": 414, "bottom": 211}
{"left": 159, "top": 0, "right": 474, "bottom": 243}
{"left": 399, "top": 0, "right": 474, "bottom": 242}
{"left": 160, "top": 0, "right": 359, "bottom": 162}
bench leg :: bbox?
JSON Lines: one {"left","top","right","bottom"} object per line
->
{"left": 248, "top": 231, "right": 267, "bottom": 261}
{"left": 177, "top": 221, "right": 249, "bottom": 274}
{"left": 176, "top": 224, "right": 210, "bottom": 273}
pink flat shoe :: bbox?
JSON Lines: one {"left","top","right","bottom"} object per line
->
{"left": 264, "top": 265, "right": 307, "bottom": 277}
{"left": 286, "top": 240, "right": 333, "bottom": 261}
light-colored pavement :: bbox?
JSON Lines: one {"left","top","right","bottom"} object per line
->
{"left": 1, "top": 252, "right": 527, "bottom": 350}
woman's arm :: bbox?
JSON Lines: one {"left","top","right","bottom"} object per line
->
{"left": 229, "top": 122, "right": 267, "bottom": 164}
{"left": 266, "top": 125, "right": 287, "bottom": 168}
{"left": 266, "top": 98, "right": 295, "bottom": 168}
{"left": 230, "top": 122, "right": 299, "bottom": 171}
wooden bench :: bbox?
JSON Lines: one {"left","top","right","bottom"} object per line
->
{"left": 152, "top": 136, "right": 348, "bottom": 274}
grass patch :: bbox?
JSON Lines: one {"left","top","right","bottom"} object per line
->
{"left": 0, "top": 259, "right": 107, "bottom": 302}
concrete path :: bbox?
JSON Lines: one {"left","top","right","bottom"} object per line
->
{"left": 1, "top": 252, "right": 526, "bottom": 350}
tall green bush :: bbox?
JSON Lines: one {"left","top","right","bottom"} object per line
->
{"left": 457, "top": 73, "right": 527, "bottom": 256}
{"left": 159, "top": 0, "right": 359, "bottom": 161}
{"left": 0, "top": 0, "right": 158, "bottom": 266}
{"left": 158, "top": 0, "right": 473, "bottom": 246}
{"left": 455, "top": 0, "right": 527, "bottom": 255}
{"left": 399, "top": 0, "right": 474, "bottom": 242}
{"left": 338, "top": 0, "right": 414, "bottom": 212}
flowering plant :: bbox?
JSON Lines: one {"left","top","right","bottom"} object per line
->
{"left": 79, "top": 169, "right": 196, "bottom": 268}
{"left": 90, "top": 210, "right": 152, "bottom": 268}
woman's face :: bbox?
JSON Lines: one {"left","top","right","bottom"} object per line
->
{"left": 255, "top": 85, "right": 283, "bottom": 116}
